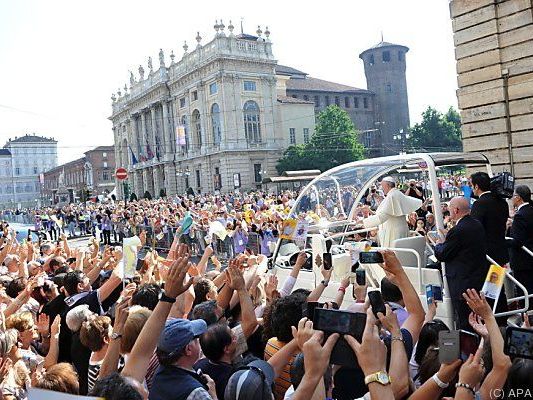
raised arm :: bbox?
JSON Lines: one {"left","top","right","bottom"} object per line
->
{"left": 121, "top": 245, "right": 192, "bottom": 383}
{"left": 227, "top": 259, "right": 258, "bottom": 338}
{"left": 463, "top": 289, "right": 512, "bottom": 400}
{"left": 99, "top": 298, "right": 130, "bottom": 379}
{"left": 381, "top": 250, "right": 425, "bottom": 343}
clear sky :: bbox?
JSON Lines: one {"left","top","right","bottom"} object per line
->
{"left": 0, "top": 0, "right": 458, "bottom": 164}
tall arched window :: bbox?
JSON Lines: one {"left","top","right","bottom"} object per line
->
{"left": 211, "top": 103, "right": 222, "bottom": 145}
{"left": 192, "top": 109, "right": 202, "bottom": 148}
{"left": 243, "top": 100, "right": 261, "bottom": 143}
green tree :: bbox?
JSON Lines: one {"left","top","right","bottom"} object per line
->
{"left": 408, "top": 106, "right": 463, "bottom": 151}
{"left": 276, "top": 106, "right": 365, "bottom": 174}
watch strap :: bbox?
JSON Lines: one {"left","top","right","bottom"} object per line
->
{"left": 160, "top": 292, "right": 176, "bottom": 303}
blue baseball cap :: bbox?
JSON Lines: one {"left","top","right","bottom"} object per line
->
{"left": 157, "top": 318, "right": 207, "bottom": 354}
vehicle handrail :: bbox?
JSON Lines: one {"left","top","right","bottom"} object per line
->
{"left": 486, "top": 255, "right": 529, "bottom": 318}
{"left": 505, "top": 236, "right": 533, "bottom": 258}
{"left": 372, "top": 246, "right": 424, "bottom": 294}
{"left": 326, "top": 227, "right": 375, "bottom": 240}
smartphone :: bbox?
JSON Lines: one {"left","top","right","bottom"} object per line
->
{"left": 356, "top": 269, "right": 366, "bottom": 286}
{"left": 368, "top": 290, "right": 386, "bottom": 318}
{"left": 425, "top": 284, "right": 443, "bottom": 304}
{"left": 359, "top": 251, "right": 384, "bottom": 264}
{"left": 438, "top": 330, "right": 480, "bottom": 363}
{"left": 305, "top": 301, "right": 323, "bottom": 322}
{"left": 313, "top": 308, "right": 366, "bottom": 339}
{"left": 460, "top": 330, "right": 480, "bottom": 361}
{"left": 505, "top": 327, "right": 533, "bottom": 360}
{"left": 322, "top": 253, "right": 333, "bottom": 270}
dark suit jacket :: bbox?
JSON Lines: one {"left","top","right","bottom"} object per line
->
{"left": 509, "top": 204, "right": 533, "bottom": 272}
{"left": 471, "top": 192, "right": 509, "bottom": 265}
{"left": 434, "top": 215, "right": 488, "bottom": 299}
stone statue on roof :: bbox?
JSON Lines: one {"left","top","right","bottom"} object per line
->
{"left": 129, "top": 71, "right": 135, "bottom": 86}
{"left": 138, "top": 65, "right": 145, "bottom": 80}
{"left": 148, "top": 56, "right": 153, "bottom": 72}
{"left": 159, "top": 49, "right": 165, "bottom": 68}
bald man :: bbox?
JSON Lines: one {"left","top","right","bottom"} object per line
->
{"left": 434, "top": 196, "right": 488, "bottom": 330}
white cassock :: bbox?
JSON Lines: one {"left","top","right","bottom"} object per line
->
{"left": 362, "top": 188, "right": 422, "bottom": 248}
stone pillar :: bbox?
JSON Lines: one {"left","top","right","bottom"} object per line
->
{"left": 162, "top": 102, "right": 170, "bottom": 156}
{"left": 130, "top": 115, "right": 138, "bottom": 165}
{"left": 140, "top": 112, "right": 147, "bottom": 160}
{"left": 134, "top": 170, "right": 143, "bottom": 198}
{"left": 150, "top": 106, "right": 158, "bottom": 160}
{"left": 164, "top": 163, "right": 177, "bottom": 196}
{"left": 153, "top": 166, "right": 160, "bottom": 197}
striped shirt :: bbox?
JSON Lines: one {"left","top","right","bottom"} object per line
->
{"left": 264, "top": 338, "right": 297, "bottom": 400}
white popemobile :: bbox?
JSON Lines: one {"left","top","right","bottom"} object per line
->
{"left": 269, "top": 152, "right": 530, "bottom": 329}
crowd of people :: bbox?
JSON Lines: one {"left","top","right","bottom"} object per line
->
{"left": 0, "top": 170, "right": 532, "bottom": 400}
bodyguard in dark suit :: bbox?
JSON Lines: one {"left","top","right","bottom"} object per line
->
{"left": 434, "top": 197, "right": 488, "bottom": 330}
{"left": 470, "top": 172, "right": 510, "bottom": 265}
{"left": 508, "top": 185, "right": 533, "bottom": 299}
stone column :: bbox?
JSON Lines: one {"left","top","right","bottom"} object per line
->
{"left": 140, "top": 112, "right": 147, "bottom": 160}
{"left": 134, "top": 170, "right": 143, "bottom": 198}
{"left": 130, "top": 115, "right": 138, "bottom": 165}
{"left": 164, "top": 163, "right": 177, "bottom": 196}
{"left": 162, "top": 102, "right": 170, "bottom": 156}
{"left": 153, "top": 166, "right": 160, "bottom": 197}
{"left": 150, "top": 106, "right": 158, "bottom": 160}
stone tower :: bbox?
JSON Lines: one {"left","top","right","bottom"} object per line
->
{"left": 359, "top": 41, "right": 410, "bottom": 154}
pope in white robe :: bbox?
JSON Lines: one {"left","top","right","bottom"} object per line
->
{"left": 362, "top": 177, "right": 423, "bottom": 248}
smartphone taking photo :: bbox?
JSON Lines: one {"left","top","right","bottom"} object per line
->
{"left": 505, "top": 327, "right": 533, "bottom": 360}
{"left": 359, "top": 251, "right": 384, "bottom": 264}
{"left": 368, "top": 289, "right": 386, "bottom": 318}
{"left": 322, "top": 253, "right": 333, "bottom": 270}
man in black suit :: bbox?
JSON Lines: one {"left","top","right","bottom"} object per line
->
{"left": 508, "top": 185, "right": 533, "bottom": 299}
{"left": 470, "top": 172, "right": 510, "bottom": 321}
{"left": 434, "top": 196, "right": 488, "bottom": 330}
{"left": 470, "top": 172, "right": 510, "bottom": 265}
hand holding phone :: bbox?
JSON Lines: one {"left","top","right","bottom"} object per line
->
{"left": 368, "top": 290, "right": 386, "bottom": 318}
{"left": 359, "top": 251, "right": 384, "bottom": 264}
{"left": 322, "top": 253, "right": 333, "bottom": 270}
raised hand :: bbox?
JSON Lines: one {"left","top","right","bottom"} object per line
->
{"left": 468, "top": 312, "right": 488, "bottom": 339}
{"left": 344, "top": 308, "right": 387, "bottom": 376}
{"left": 164, "top": 254, "right": 193, "bottom": 299}
{"left": 376, "top": 304, "right": 401, "bottom": 336}
{"left": 51, "top": 315, "right": 61, "bottom": 337}
{"left": 462, "top": 289, "right": 492, "bottom": 320}
{"left": 302, "top": 331, "right": 339, "bottom": 380}
{"left": 114, "top": 297, "right": 130, "bottom": 333}
{"left": 35, "top": 313, "right": 50, "bottom": 337}
{"left": 227, "top": 260, "right": 246, "bottom": 291}
{"left": 291, "top": 317, "right": 316, "bottom": 350}
{"left": 458, "top": 347, "right": 484, "bottom": 389}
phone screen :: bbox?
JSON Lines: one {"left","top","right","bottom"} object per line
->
{"left": 359, "top": 251, "right": 384, "bottom": 264}
{"left": 438, "top": 330, "right": 459, "bottom": 364}
{"left": 368, "top": 290, "right": 386, "bottom": 317}
{"left": 505, "top": 327, "right": 533, "bottom": 360}
{"left": 432, "top": 285, "right": 443, "bottom": 301}
{"left": 313, "top": 308, "right": 366, "bottom": 339}
{"left": 322, "top": 253, "right": 333, "bottom": 270}
{"left": 356, "top": 269, "right": 366, "bottom": 286}
{"left": 459, "top": 330, "right": 480, "bottom": 361}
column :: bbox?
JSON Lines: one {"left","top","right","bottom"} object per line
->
{"left": 164, "top": 164, "right": 177, "bottom": 196}
{"left": 130, "top": 115, "right": 138, "bottom": 166}
{"left": 134, "top": 170, "right": 143, "bottom": 198}
{"left": 140, "top": 112, "right": 147, "bottom": 160}
{"left": 153, "top": 166, "right": 160, "bottom": 197}
{"left": 150, "top": 106, "right": 158, "bottom": 161}
{"left": 162, "top": 102, "right": 170, "bottom": 156}
{"left": 142, "top": 168, "right": 149, "bottom": 195}
{"left": 198, "top": 86, "right": 208, "bottom": 152}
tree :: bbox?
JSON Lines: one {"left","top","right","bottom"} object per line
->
{"left": 276, "top": 106, "right": 365, "bottom": 174}
{"left": 408, "top": 106, "right": 463, "bottom": 151}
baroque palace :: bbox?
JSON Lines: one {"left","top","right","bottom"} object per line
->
{"left": 110, "top": 21, "right": 410, "bottom": 197}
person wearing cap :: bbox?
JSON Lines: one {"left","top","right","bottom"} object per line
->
{"left": 150, "top": 318, "right": 215, "bottom": 400}
{"left": 359, "top": 176, "right": 422, "bottom": 248}
{"left": 508, "top": 184, "right": 533, "bottom": 297}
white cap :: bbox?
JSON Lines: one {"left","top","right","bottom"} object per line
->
{"left": 381, "top": 176, "right": 396, "bottom": 184}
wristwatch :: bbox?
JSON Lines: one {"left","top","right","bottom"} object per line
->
{"left": 110, "top": 332, "right": 122, "bottom": 340}
{"left": 160, "top": 292, "right": 176, "bottom": 304}
{"left": 364, "top": 371, "right": 391, "bottom": 386}
{"left": 321, "top": 280, "right": 329, "bottom": 287}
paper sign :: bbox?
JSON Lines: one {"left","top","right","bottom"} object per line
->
{"left": 123, "top": 236, "right": 141, "bottom": 279}
{"left": 293, "top": 219, "right": 309, "bottom": 246}
{"left": 209, "top": 220, "right": 228, "bottom": 241}
{"left": 481, "top": 264, "right": 506, "bottom": 299}
{"left": 29, "top": 388, "right": 103, "bottom": 399}
{"left": 280, "top": 218, "right": 297, "bottom": 240}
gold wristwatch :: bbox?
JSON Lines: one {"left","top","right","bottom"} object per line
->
{"left": 364, "top": 371, "right": 391, "bottom": 386}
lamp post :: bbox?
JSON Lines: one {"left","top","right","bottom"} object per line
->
{"left": 374, "top": 121, "right": 386, "bottom": 156}
{"left": 393, "top": 129, "right": 410, "bottom": 155}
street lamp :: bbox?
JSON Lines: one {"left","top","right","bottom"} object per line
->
{"left": 374, "top": 121, "right": 386, "bottom": 156}
{"left": 393, "top": 129, "right": 411, "bottom": 155}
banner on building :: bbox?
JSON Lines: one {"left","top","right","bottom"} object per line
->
{"left": 176, "top": 124, "right": 186, "bottom": 146}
